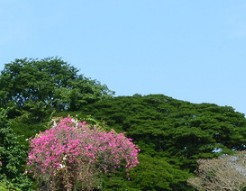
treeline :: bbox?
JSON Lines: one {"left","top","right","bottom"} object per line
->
{"left": 0, "top": 58, "right": 246, "bottom": 190}
{"left": 77, "top": 95, "right": 246, "bottom": 190}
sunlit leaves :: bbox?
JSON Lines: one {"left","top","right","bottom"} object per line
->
{"left": 0, "top": 58, "right": 113, "bottom": 121}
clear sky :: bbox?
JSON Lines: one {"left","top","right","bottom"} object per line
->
{"left": 1, "top": 1, "right": 246, "bottom": 115}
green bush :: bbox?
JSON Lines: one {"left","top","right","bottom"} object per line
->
{"left": 0, "top": 180, "right": 21, "bottom": 191}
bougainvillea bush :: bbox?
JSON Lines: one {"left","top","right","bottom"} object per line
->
{"left": 27, "top": 117, "right": 139, "bottom": 191}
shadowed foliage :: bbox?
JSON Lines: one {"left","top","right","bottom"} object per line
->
{"left": 1, "top": 59, "right": 246, "bottom": 190}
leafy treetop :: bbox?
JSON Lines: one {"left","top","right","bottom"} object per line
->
{"left": 0, "top": 58, "right": 113, "bottom": 120}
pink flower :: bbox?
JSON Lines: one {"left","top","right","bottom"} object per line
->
{"left": 27, "top": 116, "right": 140, "bottom": 186}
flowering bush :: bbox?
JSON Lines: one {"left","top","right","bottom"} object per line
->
{"left": 27, "top": 117, "right": 139, "bottom": 191}
{"left": 187, "top": 151, "right": 246, "bottom": 191}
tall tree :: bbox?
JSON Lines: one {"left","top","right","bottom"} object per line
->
{"left": 0, "top": 58, "right": 113, "bottom": 120}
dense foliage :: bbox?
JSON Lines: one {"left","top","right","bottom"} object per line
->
{"left": 0, "top": 109, "right": 31, "bottom": 190}
{"left": 77, "top": 95, "right": 246, "bottom": 190}
{"left": 79, "top": 95, "right": 246, "bottom": 160}
{"left": 0, "top": 58, "right": 113, "bottom": 121}
{"left": 1, "top": 58, "right": 246, "bottom": 190}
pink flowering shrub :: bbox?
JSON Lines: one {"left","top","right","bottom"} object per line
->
{"left": 27, "top": 117, "right": 139, "bottom": 191}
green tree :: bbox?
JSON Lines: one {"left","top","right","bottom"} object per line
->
{"left": 79, "top": 94, "right": 246, "bottom": 185}
{"left": 0, "top": 58, "right": 113, "bottom": 121}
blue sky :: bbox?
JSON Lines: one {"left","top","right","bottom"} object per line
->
{"left": 1, "top": 1, "right": 246, "bottom": 115}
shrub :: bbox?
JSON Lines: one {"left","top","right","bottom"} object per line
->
{"left": 27, "top": 117, "right": 139, "bottom": 191}
{"left": 188, "top": 151, "right": 246, "bottom": 191}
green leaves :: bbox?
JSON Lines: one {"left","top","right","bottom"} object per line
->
{"left": 0, "top": 58, "right": 113, "bottom": 121}
{"left": 0, "top": 109, "right": 32, "bottom": 190}
{"left": 128, "top": 154, "right": 192, "bottom": 191}
{"left": 79, "top": 94, "right": 246, "bottom": 189}
{"left": 1, "top": 58, "right": 246, "bottom": 190}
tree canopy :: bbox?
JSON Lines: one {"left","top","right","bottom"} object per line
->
{"left": 1, "top": 58, "right": 246, "bottom": 190}
{"left": 79, "top": 95, "right": 246, "bottom": 170}
{"left": 0, "top": 58, "right": 113, "bottom": 120}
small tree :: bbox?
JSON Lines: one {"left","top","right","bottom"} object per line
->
{"left": 27, "top": 117, "right": 140, "bottom": 191}
{"left": 188, "top": 151, "right": 246, "bottom": 191}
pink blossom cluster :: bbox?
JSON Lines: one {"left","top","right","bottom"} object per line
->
{"left": 27, "top": 117, "right": 139, "bottom": 177}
